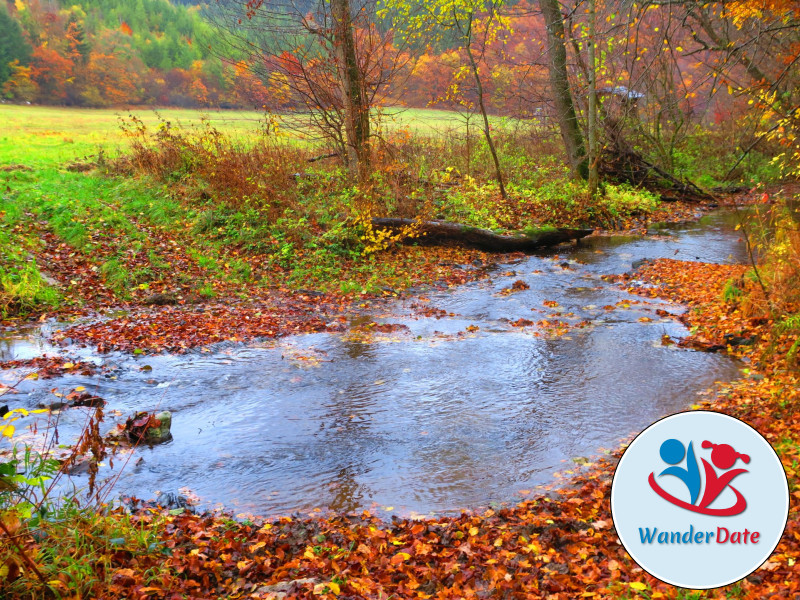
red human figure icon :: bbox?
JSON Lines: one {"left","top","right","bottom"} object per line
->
{"left": 698, "top": 441, "right": 750, "bottom": 510}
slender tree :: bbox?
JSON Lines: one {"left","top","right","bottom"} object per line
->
{"left": 586, "top": 0, "right": 598, "bottom": 197}
{"left": 208, "top": 0, "right": 410, "bottom": 177}
{"left": 538, "top": 0, "right": 587, "bottom": 178}
{"left": 384, "top": 0, "right": 509, "bottom": 198}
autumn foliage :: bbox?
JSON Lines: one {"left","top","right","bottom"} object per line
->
{"left": 0, "top": 0, "right": 273, "bottom": 108}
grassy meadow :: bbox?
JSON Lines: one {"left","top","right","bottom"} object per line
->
{"left": 0, "top": 104, "right": 501, "bottom": 165}
{"left": 0, "top": 103, "right": 689, "bottom": 319}
{"left": 0, "top": 104, "right": 519, "bottom": 317}
{"left": 0, "top": 104, "right": 266, "bottom": 165}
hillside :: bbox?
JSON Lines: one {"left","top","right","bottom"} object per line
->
{"left": 0, "top": 0, "right": 269, "bottom": 108}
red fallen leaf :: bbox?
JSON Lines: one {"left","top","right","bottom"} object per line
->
{"left": 510, "top": 318, "right": 534, "bottom": 327}
{"left": 131, "top": 414, "right": 153, "bottom": 429}
{"left": 678, "top": 336, "right": 725, "bottom": 352}
{"left": 111, "top": 568, "right": 136, "bottom": 586}
{"left": 388, "top": 551, "right": 409, "bottom": 565}
{"left": 67, "top": 391, "right": 106, "bottom": 408}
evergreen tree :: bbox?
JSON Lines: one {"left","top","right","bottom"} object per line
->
{"left": 0, "top": 4, "right": 32, "bottom": 86}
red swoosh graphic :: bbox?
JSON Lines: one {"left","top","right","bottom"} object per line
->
{"left": 648, "top": 472, "right": 747, "bottom": 516}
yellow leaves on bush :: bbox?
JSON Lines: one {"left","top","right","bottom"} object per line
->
{"left": 353, "top": 211, "right": 421, "bottom": 255}
{"left": 759, "top": 91, "right": 800, "bottom": 179}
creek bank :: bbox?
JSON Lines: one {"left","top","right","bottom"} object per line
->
{"left": 8, "top": 209, "right": 796, "bottom": 598}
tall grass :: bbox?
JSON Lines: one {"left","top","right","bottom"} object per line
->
{"left": 0, "top": 401, "right": 168, "bottom": 598}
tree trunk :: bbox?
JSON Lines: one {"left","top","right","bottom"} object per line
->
{"left": 539, "top": 0, "right": 587, "bottom": 179}
{"left": 464, "top": 42, "right": 507, "bottom": 200}
{"left": 587, "top": 0, "right": 599, "bottom": 197}
{"left": 331, "top": 0, "right": 370, "bottom": 177}
{"left": 371, "top": 218, "right": 593, "bottom": 251}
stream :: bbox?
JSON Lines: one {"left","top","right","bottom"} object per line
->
{"left": 1, "top": 211, "right": 750, "bottom": 518}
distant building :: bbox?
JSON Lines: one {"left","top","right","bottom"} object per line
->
{"left": 597, "top": 86, "right": 645, "bottom": 117}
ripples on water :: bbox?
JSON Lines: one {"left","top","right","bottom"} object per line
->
{"left": 0, "top": 212, "right": 749, "bottom": 517}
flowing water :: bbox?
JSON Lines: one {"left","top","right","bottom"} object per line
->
{"left": 1, "top": 211, "right": 751, "bottom": 518}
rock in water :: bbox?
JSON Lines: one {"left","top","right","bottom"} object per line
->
{"left": 145, "top": 411, "right": 172, "bottom": 443}
{"left": 124, "top": 410, "right": 173, "bottom": 444}
{"left": 156, "top": 490, "right": 193, "bottom": 511}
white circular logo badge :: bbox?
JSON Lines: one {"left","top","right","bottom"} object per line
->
{"left": 611, "top": 411, "right": 789, "bottom": 589}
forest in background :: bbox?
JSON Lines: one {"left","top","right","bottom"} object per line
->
{"left": 0, "top": 0, "right": 265, "bottom": 108}
{"left": 0, "top": 0, "right": 788, "bottom": 121}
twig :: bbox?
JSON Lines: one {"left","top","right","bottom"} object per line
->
{"left": 731, "top": 196, "right": 773, "bottom": 315}
{"left": 307, "top": 152, "right": 339, "bottom": 163}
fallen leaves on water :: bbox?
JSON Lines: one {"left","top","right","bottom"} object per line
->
{"left": 52, "top": 302, "right": 346, "bottom": 354}
{"left": 498, "top": 280, "right": 530, "bottom": 295}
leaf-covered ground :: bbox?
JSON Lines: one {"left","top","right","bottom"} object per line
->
{"left": 2, "top": 184, "right": 504, "bottom": 353}
{"left": 5, "top": 256, "right": 797, "bottom": 599}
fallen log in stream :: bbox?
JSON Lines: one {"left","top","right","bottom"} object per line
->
{"left": 371, "top": 218, "right": 593, "bottom": 252}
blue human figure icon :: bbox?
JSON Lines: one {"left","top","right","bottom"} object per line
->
{"left": 658, "top": 438, "right": 701, "bottom": 505}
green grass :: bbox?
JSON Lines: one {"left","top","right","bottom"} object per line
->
{"left": 0, "top": 104, "right": 268, "bottom": 167}
{"left": 0, "top": 159, "right": 250, "bottom": 313}
{"left": 0, "top": 104, "right": 498, "bottom": 166}
{"left": 0, "top": 105, "right": 468, "bottom": 314}
{"left": 378, "top": 106, "right": 516, "bottom": 136}
{"left": 0, "top": 412, "right": 168, "bottom": 598}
